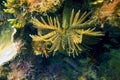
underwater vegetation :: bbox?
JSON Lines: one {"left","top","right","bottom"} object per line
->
{"left": 91, "top": 0, "right": 120, "bottom": 28}
{"left": 0, "top": 0, "right": 120, "bottom": 80}
{"left": 31, "top": 9, "right": 103, "bottom": 57}
{"left": 3, "top": 0, "right": 104, "bottom": 57}
{"left": 4, "top": 0, "right": 64, "bottom": 28}
{"left": 26, "top": 0, "right": 64, "bottom": 13}
{"left": 7, "top": 60, "right": 35, "bottom": 80}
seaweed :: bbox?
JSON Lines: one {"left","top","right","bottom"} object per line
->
{"left": 0, "top": 0, "right": 120, "bottom": 80}
{"left": 31, "top": 9, "right": 103, "bottom": 57}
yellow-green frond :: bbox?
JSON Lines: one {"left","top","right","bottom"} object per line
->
{"left": 75, "top": 28, "right": 104, "bottom": 36}
{"left": 82, "top": 28, "right": 104, "bottom": 36}
{"left": 31, "top": 18, "right": 57, "bottom": 30}
{"left": 69, "top": 9, "right": 92, "bottom": 29}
